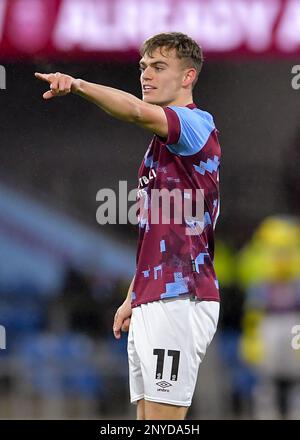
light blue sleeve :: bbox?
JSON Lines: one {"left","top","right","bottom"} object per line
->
{"left": 167, "top": 107, "right": 216, "bottom": 156}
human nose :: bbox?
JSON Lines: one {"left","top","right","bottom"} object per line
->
{"left": 141, "top": 66, "right": 153, "bottom": 81}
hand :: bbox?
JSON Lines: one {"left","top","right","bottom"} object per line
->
{"left": 35, "top": 71, "right": 77, "bottom": 100}
{"left": 113, "top": 299, "right": 132, "bottom": 340}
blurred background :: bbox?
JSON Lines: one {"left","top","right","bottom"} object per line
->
{"left": 0, "top": 0, "right": 300, "bottom": 419}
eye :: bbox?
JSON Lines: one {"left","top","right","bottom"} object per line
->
{"left": 139, "top": 67, "right": 145, "bottom": 72}
{"left": 155, "top": 67, "right": 163, "bottom": 71}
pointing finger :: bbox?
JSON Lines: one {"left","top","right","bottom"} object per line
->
{"left": 35, "top": 72, "right": 52, "bottom": 83}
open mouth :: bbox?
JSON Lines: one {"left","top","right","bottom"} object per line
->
{"left": 142, "top": 85, "right": 157, "bottom": 92}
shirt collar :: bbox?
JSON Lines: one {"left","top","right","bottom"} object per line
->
{"left": 186, "top": 103, "right": 197, "bottom": 109}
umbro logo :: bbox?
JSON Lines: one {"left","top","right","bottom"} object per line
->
{"left": 156, "top": 381, "right": 172, "bottom": 389}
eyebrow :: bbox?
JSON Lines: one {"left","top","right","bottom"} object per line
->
{"left": 139, "top": 60, "right": 169, "bottom": 68}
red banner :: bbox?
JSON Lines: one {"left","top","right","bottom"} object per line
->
{"left": 0, "top": 0, "right": 300, "bottom": 60}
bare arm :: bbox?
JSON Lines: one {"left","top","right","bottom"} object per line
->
{"left": 35, "top": 72, "right": 168, "bottom": 137}
{"left": 125, "top": 275, "right": 135, "bottom": 302}
{"left": 113, "top": 276, "right": 135, "bottom": 340}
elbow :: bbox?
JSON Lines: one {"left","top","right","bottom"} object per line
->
{"left": 130, "top": 102, "right": 147, "bottom": 124}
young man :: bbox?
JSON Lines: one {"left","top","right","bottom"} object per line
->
{"left": 35, "top": 32, "right": 221, "bottom": 420}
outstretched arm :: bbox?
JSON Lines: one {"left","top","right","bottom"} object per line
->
{"left": 35, "top": 72, "right": 168, "bottom": 137}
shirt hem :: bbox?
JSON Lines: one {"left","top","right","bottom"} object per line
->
{"left": 132, "top": 294, "right": 220, "bottom": 308}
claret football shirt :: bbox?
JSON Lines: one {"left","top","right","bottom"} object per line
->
{"left": 131, "top": 103, "right": 221, "bottom": 308}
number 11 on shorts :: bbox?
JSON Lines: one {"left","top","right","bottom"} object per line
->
{"left": 153, "top": 349, "right": 180, "bottom": 381}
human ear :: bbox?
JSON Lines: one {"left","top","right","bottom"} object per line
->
{"left": 182, "top": 68, "right": 197, "bottom": 88}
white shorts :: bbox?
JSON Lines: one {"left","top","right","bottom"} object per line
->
{"left": 127, "top": 294, "right": 219, "bottom": 407}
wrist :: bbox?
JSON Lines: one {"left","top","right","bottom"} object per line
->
{"left": 71, "top": 78, "right": 83, "bottom": 94}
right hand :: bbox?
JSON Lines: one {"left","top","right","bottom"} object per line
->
{"left": 113, "top": 299, "right": 132, "bottom": 340}
{"left": 35, "top": 71, "right": 77, "bottom": 100}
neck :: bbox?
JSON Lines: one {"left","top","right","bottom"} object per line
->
{"left": 162, "top": 94, "right": 194, "bottom": 107}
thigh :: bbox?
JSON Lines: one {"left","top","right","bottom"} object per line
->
{"left": 191, "top": 300, "right": 220, "bottom": 363}
{"left": 133, "top": 295, "right": 196, "bottom": 407}
{"left": 144, "top": 400, "right": 189, "bottom": 420}
{"left": 127, "top": 317, "right": 144, "bottom": 404}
